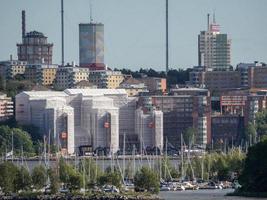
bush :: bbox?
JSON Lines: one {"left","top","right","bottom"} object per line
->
{"left": 238, "top": 139, "right": 267, "bottom": 193}
{"left": 32, "top": 165, "right": 47, "bottom": 189}
{"left": 134, "top": 166, "right": 159, "bottom": 194}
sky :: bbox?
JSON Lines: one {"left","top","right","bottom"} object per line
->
{"left": 0, "top": 0, "right": 267, "bottom": 71}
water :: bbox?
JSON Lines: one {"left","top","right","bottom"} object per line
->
{"left": 159, "top": 189, "right": 263, "bottom": 200}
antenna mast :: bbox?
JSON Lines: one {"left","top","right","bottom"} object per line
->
{"left": 207, "top": 13, "right": 210, "bottom": 31}
{"left": 90, "top": 2, "right": 93, "bottom": 23}
{"left": 165, "top": 0, "right": 169, "bottom": 74}
{"left": 22, "top": 10, "right": 26, "bottom": 41}
{"left": 61, "top": 0, "right": 64, "bottom": 67}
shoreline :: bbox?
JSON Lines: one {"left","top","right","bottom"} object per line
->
{"left": 227, "top": 191, "right": 267, "bottom": 198}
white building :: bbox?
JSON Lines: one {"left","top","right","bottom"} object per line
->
{"left": 16, "top": 89, "right": 162, "bottom": 154}
{"left": 135, "top": 108, "right": 163, "bottom": 153}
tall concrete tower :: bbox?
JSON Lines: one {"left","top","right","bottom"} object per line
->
{"left": 79, "top": 23, "right": 104, "bottom": 68}
{"left": 198, "top": 13, "right": 231, "bottom": 71}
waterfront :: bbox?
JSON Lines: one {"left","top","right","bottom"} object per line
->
{"left": 159, "top": 189, "right": 263, "bottom": 200}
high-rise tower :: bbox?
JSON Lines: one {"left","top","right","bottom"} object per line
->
{"left": 198, "top": 14, "right": 231, "bottom": 71}
{"left": 79, "top": 23, "right": 104, "bottom": 68}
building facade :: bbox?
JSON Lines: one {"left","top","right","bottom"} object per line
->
{"left": 139, "top": 91, "right": 211, "bottom": 148}
{"left": 17, "top": 31, "right": 53, "bottom": 65}
{"left": 138, "top": 77, "right": 167, "bottom": 93}
{"left": 89, "top": 70, "right": 125, "bottom": 89}
{"left": 54, "top": 66, "right": 90, "bottom": 90}
{"left": 0, "top": 93, "right": 13, "bottom": 121}
{"left": 15, "top": 89, "right": 162, "bottom": 154}
{"left": 135, "top": 108, "right": 163, "bottom": 152}
{"left": 119, "top": 77, "right": 148, "bottom": 96}
{"left": 24, "top": 64, "right": 58, "bottom": 86}
{"left": 79, "top": 23, "right": 104, "bottom": 67}
{"left": 198, "top": 17, "right": 231, "bottom": 70}
{"left": 0, "top": 59, "right": 27, "bottom": 79}
{"left": 189, "top": 70, "right": 241, "bottom": 91}
{"left": 248, "top": 65, "right": 267, "bottom": 89}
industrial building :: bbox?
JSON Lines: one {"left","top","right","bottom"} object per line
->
{"left": 15, "top": 89, "right": 164, "bottom": 155}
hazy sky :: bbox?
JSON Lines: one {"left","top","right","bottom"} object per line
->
{"left": 1, "top": 0, "right": 267, "bottom": 71}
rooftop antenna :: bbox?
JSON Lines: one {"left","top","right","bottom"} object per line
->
{"left": 207, "top": 13, "right": 210, "bottom": 31}
{"left": 165, "top": 0, "right": 169, "bottom": 75}
{"left": 213, "top": 10, "right": 216, "bottom": 24}
{"left": 61, "top": 0, "right": 64, "bottom": 67}
{"left": 22, "top": 10, "right": 26, "bottom": 41}
{"left": 90, "top": 2, "right": 93, "bottom": 23}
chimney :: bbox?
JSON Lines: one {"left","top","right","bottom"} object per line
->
{"left": 10, "top": 54, "right": 13, "bottom": 61}
{"left": 22, "top": 10, "right": 26, "bottom": 40}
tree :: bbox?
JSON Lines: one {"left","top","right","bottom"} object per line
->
{"left": 255, "top": 109, "right": 267, "bottom": 137}
{"left": 48, "top": 168, "right": 59, "bottom": 194}
{"left": 239, "top": 139, "right": 267, "bottom": 193}
{"left": 244, "top": 122, "right": 256, "bottom": 144}
{"left": 14, "top": 166, "right": 32, "bottom": 192}
{"left": 68, "top": 170, "right": 83, "bottom": 191}
{"left": 32, "top": 165, "right": 47, "bottom": 189}
{"left": 59, "top": 157, "right": 82, "bottom": 191}
{"left": 183, "top": 127, "right": 196, "bottom": 146}
{"left": 0, "top": 162, "right": 19, "bottom": 194}
{"left": 78, "top": 159, "right": 101, "bottom": 187}
{"left": 0, "top": 126, "right": 34, "bottom": 155}
{"left": 98, "top": 169, "right": 122, "bottom": 188}
{"left": 134, "top": 166, "right": 160, "bottom": 194}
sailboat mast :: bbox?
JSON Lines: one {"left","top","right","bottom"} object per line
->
{"left": 11, "top": 131, "right": 14, "bottom": 162}
{"left": 123, "top": 132, "right": 126, "bottom": 180}
{"left": 181, "top": 133, "right": 184, "bottom": 180}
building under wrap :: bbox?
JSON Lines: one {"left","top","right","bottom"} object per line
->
{"left": 16, "top": 89, "right": 163, "bottom": 154}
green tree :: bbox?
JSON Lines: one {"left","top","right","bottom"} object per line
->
{"left": 98, "top": 169, "right": 122, "bottom": 188}
{"left": 239, "top": 139, "right": 267, "bottom": 193}
{"left": 14, "top": 166, "right": 32, "bottom": 192}
{"left": 255, "top": 109, "right": 267, "bottom": 137}
{"left": 244, "top": 122, "right": 256, "bottom": 144}
{"left": 59, "top": 157, "right": 82, "bottom": 191}
{"left": 48, "top": 168, "right": 59, "bottom": 194}
{"left": 134, "top": 166, "right": 160, "bottom": 194}
{"left": 0, "top": 126, "right": 34, "bottom": 155}
{"left": 32, "top": 165, "right": 47, "bottom": 189}
{"left": 78, "top": 159, "right": 102, "bottom": 187}
{"left": 183, "top": 127, "right": 196, "bottom": 146}
{"left": 0, "top": 162, "right": 19, "bottom": 194}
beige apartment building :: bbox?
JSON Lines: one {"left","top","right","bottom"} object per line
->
{"left": 24, "top": 64, "right": 58, "bottom": 86}
{"left": 0, "top": 59, "right": 27, "bottom": 79}
{"left": 0, "top": 93, "right": 13, "bottom": 121}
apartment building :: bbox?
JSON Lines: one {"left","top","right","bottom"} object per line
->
{"left": 119, "top": 77, "right": 148, "bottom": 96}
{"left": 139, "top": 90, "right": 211, "bottom": 148}
{"left": 24, "top": 64, "right": 58, "bottom": 86}
{"left": 0, "top": 59, "right": 27, "bottom": 79}
{"left": 89, "top": 70, "right": 125, "bottom": 89}
{"left": 54, "top": 66, "right": 90, "bottom": 90}
{"left": 0, "top": 93, "right": 13, "bottom": 121}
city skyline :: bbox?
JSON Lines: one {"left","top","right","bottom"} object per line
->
{"left": 1, "top": 0, "right": 267, "bottom": 70}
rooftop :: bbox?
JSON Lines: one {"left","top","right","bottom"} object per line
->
{"left": 25, "top": 31, "right": 46, "bottom": 38}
